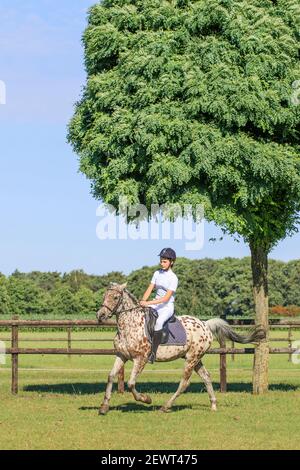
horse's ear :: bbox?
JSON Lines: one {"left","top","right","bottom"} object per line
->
{"left": 119, "top": 282, "right": 128, "bottom": 290}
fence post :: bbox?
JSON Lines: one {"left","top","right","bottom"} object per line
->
{"left": 288, "top": 326, "right": 292, "bottom": 362}
{"left": 118, "top": 365, "right": 125, "bottom": 394}
{"left": 231, "top": 341, "right": 235, "bottom": 362}
{"left": 220, "top": 338, "right": 227, "bottom": 393}
{"left": 67, "top": 327, "right": 72, "bottom": 358}
{"left": 11, "top": 315, "right": 19, "bottom": 395}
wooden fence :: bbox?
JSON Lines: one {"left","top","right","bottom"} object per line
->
{"left": 0, "top": 318, "right": 299, "bottom": 395}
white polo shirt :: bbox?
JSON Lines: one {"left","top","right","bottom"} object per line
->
{"left": 151, "top": 269, "right": 178, "bottom": 304}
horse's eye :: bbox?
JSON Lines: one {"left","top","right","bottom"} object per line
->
{"left": 114, "top": 295, "right": 119, "bottom": 300}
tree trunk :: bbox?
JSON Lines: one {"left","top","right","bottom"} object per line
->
{"left": 250, "top": 241, "right": 269, "bottom": 394}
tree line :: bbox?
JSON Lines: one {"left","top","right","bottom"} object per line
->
{"left": 0, "top": 257, "right": 299, "bottom": 318}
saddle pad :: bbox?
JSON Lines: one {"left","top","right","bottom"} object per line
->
{"left": 162, "top": 318, "right": 187, "bottom": 346}
{"left": 144, "top": 312, "right": 187, "bottom": 346}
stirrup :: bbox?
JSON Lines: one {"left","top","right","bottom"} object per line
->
{"left": 147, "top": 352, "right": 155, "bottom": 364}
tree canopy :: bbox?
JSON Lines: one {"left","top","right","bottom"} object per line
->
{"left": 68, "top": 0, "right": 300, "bottom": 250}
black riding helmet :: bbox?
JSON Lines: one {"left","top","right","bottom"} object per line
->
{"left": 158, "top": 248, "right": 176, "bottom": 260}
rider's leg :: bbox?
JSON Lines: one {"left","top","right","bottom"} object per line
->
{"left": 154, "top": 305, "right": 174, "bottom": 331}
{"left": 148, "top": 329, "right": 163, "bottom": 364}
{"left": 148, "top": 305, "right": 174, "bottom": 363}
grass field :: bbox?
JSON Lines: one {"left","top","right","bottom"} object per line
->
{"left": 0, "top": 329, "right": 300, "bottom": 450}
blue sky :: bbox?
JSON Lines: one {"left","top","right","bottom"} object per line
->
{"left": 0, "top": 0, "right": 299, "bottom": 277}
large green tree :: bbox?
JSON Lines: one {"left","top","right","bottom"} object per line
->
{"left": 68, "top": 0, "right": 300, "bottom": 393}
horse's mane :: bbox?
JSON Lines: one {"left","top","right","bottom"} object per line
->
{"left": 109, "top": 283, "right": 141, "bottom": 309}
{"left": 124, "top": 288, "right": 139, "bottom": 306}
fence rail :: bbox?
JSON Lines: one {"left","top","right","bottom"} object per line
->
{"left": 0, "top": 318, "right": 299, "bottom": 395}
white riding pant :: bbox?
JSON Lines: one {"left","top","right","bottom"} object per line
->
{"left": 151, "top": 303, "right": 174, "bottom": 331}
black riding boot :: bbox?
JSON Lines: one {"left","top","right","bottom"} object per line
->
{"left": 148, "top": 329, "right": 163, "bottom": 364}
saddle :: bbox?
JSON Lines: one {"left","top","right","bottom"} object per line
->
{"left": 145, "top": 308, "right": 177, "bottom": 345}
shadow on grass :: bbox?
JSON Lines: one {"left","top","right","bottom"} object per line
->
{"left": 23, "top": 381, "right": 299, "bottom": 395}
{"left": 79, "top": 403, "right": 193, "bottom": 413}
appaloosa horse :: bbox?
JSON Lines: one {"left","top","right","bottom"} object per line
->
{"left": 97, "top": 283, "right": 265, "bottom": 414}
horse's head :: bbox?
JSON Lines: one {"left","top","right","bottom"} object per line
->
{"left": 96, "top": 282, "right": 128, "bottom": 322}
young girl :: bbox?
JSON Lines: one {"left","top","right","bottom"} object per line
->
{"left": 140, "top": 248, "right": 178, "bottom": 363}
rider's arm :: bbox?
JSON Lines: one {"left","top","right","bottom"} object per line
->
{"left": 147, "top": 289, "right": 174, "bottom": 306}
{"left": 141, "top": 283, "right": 155, "bottom": 301}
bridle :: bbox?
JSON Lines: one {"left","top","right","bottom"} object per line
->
{"left": 100, "top": 287, "right": 141, "bottom": 318}
{"left": 100, "top": 287, "right": 124, "bottom": 316}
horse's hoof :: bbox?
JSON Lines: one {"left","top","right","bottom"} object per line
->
{"left": 211, "top": 404, "right": 217, "bottom": 412}
{"left": 159, "top": 406, "right": 170, "bottom": 413}
{"left": 99, "top": 405, "right": 109, "bottom": 415}
{"left": 142, "top": 394, "right": 152, "bottom": 405}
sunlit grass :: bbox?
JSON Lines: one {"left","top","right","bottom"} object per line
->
{"left": 0, "top": 329, "right": 299, "bottom": 450}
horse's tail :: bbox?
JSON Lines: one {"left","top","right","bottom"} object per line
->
{"left": 205, "top": 318, "right": 266, "bottom": 344}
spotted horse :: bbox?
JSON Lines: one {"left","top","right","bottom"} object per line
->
{"left": 97, "top": 283, "right": 265, "bottom": 414}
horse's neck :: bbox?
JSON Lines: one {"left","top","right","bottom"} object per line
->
{"left": 116, "top": 290, "right": 142, "bottom": 322}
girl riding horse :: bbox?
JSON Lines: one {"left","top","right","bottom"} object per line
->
{"left": 97, "top": 277, "right": 265, "bottom": 415}
{"left": 140, "top": 247, "right": 178, "bottom": 363}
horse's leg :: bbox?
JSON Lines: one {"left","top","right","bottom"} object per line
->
{"left": 160, "top": 360, "right": 194, "bottom": 413}
{"left": 194, "top": 360, "right": 217, "bottom": 411}
{"left": 128, "top": 358, "right": 152, "bottom": 405}
{"left": 99, "top": 354, "right": 127, "bottom": 415}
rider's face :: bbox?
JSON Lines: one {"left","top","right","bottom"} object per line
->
{"left": 160, "top": 257, "right": 171, "bottom": 270}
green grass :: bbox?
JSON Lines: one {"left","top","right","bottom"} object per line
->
{"left": 0, "top": 330, "right": 300, "bottom": 450}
